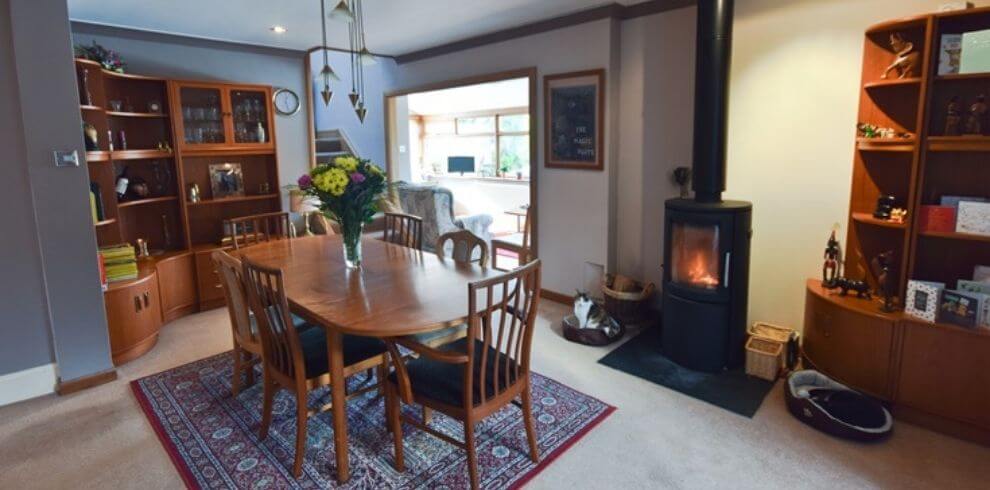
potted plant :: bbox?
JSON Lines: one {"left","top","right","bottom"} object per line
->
{"left": 294, "top": 155, "right": 387, "bottom": 269}
{"left": 74, "top": 41, "right": 126, "bottom": 73}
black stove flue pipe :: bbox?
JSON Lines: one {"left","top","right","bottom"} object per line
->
{"left": 691, "top": 0, "right": 734, "bottom": 204}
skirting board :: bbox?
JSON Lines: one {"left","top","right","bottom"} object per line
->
{"left": 57, "top": 369, "right": 118, "bottom": 396}
{"left": 541, "top": 289, "right": 572, "bottom": 305}
{"left": 0, "top": 363, "right": 57, "bottom": 407}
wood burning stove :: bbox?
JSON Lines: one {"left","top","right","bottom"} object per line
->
{"left": 659, "top": 0, "right": 752, "bottom": 372}
{"left": 662, "top": 200, "right": 751, "bottom": 372}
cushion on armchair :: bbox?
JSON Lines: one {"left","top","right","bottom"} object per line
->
{"left": 394, "top": 182, "right": 492, "bottom": 253}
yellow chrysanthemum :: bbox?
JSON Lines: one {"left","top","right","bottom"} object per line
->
{"left": 368, "top": 164, "right": 383, "bottom": 175}
{"left": 313, "top": 168, "right": 349, "bottom": 196}
{"left": 334, "top": 156, "right": 359, "bottom": 173}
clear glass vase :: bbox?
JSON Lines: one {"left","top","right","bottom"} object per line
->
{"left": 341, "top": 222, "right": 363, "bottom": 269}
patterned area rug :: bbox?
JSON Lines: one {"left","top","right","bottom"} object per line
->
{"left": 132, "top": 352, "right": 614, "bottom": 489}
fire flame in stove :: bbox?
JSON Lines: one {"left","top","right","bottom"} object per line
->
{"left": 686, "top": 251, "right": 719, "bottom": 288}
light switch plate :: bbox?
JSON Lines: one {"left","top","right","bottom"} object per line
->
{"left": 53, "top": 150, "right": 79, "bottom": 167}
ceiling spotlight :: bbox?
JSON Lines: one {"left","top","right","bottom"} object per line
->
{"left": 329, "top": 0, "right": 356, "bottom": 23}
{"left": 270, "top": 25, "right": 287, "bottom": 34}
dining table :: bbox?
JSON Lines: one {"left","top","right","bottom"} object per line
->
{"left": 238, "top": 233, "right": 500, "bottom": 483}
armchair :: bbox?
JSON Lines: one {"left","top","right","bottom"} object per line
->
{"left": 393, "top": 182, "right": 492, "bottom": 253}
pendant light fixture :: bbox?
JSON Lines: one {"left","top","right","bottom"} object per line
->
{"left": 328, "top": 0, "right": 356, "bottom": 23}
{"left": 348, "top": 0, "right": 370, "bottom": 123}
{"left": 316, "top": 0, "right": 340, "bottom": 107}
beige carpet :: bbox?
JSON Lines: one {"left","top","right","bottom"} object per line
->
{"left": 1, "top": 302, "right": 986, "bottom": 489}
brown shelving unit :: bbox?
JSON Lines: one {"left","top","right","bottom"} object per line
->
{"left": 805, "top": 8, "right": 990, "bottom": 448}
{"left": 75, "top": 59, "right": 282, "bottom": 366}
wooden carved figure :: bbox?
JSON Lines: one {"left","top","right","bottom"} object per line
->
{"left": 822, "top": 230, "right": 841, "bottom": 288}
{"left": 871, "top": 250, "right": 896, "bottom": 313}
{"left": 881, "top": 33, "right": 919, "bottom": 79}
{"left": 945, "top": 96, "right": 962, "bottom": 136}
{"left": 965, "top": 94, "right": 988, "bottom": 135}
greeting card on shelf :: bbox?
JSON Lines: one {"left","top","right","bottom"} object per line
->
{"left": 905, "top": 280, "right": 945, "bottom": 323}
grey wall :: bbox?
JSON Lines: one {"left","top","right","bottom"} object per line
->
{"left": 71, "top": 23, "right": 312, "bottom": 212}
{"left": 0, "top": 0, "right": 56, "bottom": 377}
{"left": 7, "top": 0, "right": 113, "bottom": 381}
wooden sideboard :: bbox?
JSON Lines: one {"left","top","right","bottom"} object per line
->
{"left": 804, "top": 279, "right": 990, "bottom": 446}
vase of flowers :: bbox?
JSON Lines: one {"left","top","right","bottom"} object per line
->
{"left": 295, "top": 155, "right": 387, "bottom": 269}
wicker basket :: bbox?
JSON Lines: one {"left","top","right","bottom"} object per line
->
{"left": 747, "top": 322, "right": 795, "bottom": 374}
{"left": 602, "top": 277, "right": 655, "bottom": 325}
{"left": 745, "top": 337, "right": 783, "bottom": 381}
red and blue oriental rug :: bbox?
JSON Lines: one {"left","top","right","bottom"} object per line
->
{"left": 132, "top": 352, "right": 614, "bottom": 489}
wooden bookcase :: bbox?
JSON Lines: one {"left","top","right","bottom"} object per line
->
{"left": 75, "top": 59, "right": 281, "bottom": 364}
{"left": 804, "top": 8, "right": 990, "bottom": 447}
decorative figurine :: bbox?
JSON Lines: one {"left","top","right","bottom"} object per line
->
{"left": 890, "top": 208, "right": 908, "bottom": 224}
{"left": 945, "top": 96, "right": 962, "bottom": 136}
{"left": 834, "top": 277, "right": 873, "bottom": 299}
{"left": 881, "top": 33, "right": 920, "bottom": 79}
{"left": 82, "top": 123, "right": 99, "bottom": 151}
{"left": 135, "top": 238, "right": 150, "bottom": 258}
{"left": 965, "top": 94, "right": 988, "bottom": 135}
{"left": 874, "top": 195, "right": 896, "bottom": 220}
{"left": 823, "top": 229, "right": 842, "bottom": 288}
{"left": 672, "top": 166, "right": 692, "bottom": 198}
{"left": 872, "top": 251, "right": 896, "bottom": 313}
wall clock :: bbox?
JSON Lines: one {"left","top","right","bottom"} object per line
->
{"left": 273, "top": 88, "right": 300, "bottom": 116}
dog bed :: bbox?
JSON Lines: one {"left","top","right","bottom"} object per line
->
{"left": 785, "top": 370, "right": 892, "bottom": 442}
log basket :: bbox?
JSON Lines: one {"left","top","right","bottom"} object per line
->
{"left": 602, "top": 276, "right": 656, "bottom": 325}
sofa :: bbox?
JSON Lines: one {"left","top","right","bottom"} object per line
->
{"left": 393, "top": 182, "right": 492, "bottom": 253}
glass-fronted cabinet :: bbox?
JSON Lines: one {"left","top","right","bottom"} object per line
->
{"left": 171, "top": 82, "right": 274, "bottom": 151}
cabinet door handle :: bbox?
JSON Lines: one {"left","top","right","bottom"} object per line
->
{"left": 134, "top": 296, "right": 142, "bottom": 312}
{"left": 143, "top": 292, "right": 150, "bottom": 308}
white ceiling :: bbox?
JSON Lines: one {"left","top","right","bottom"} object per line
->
{"left": 408, "top": 78, "right": 529, "bottom": 116}
{"left": 67, "top": 0, "right": 648, "bottom": 56}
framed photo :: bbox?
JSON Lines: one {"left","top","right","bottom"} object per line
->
{"left": 544, "top": 69, "right": 605, "bottom": 171}
{"left": 905, "top": 280, "right": 945, "bottom": 323}
{"left": 209, "top": 163, "right": 245, "bottom": 199}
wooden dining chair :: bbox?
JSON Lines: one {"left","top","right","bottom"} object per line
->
{"left": 212, "top": 250, "right": 262, "bottom": 396}
{"left": 437, "top": 229, "right": 489, "bottom": 268}
{"left": 491, "top": 206, "right": 532, "bottom": 271}
{"left": 383, "top": 260, "right": 543, "bottom": 489}
{"left": 240, "top": 256, "right": 389, "bottom": 478}
{"left": 383, "top": 212, "right": 423, "bottom": 250}
{"left": 225, "top": 212, "right": 292, "bottom": 250}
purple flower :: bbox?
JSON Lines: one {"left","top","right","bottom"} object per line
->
{"left": 297, "top": 174, "right": 313, "bottom": 189}
{"left": 350, "top": 172, "right": 366, "bottom": 184}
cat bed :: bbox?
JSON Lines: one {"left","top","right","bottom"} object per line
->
{"left": 785, "top": 370, "right": 893, "bottom": 442}
{"left": 562, "top": 314, "right": 624, "bottom": 346}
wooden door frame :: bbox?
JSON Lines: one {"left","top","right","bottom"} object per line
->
{"left": 382, "top": 67, "right": 539, "bottom": 259}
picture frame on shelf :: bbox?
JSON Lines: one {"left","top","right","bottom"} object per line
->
{"left": 956, "top": 201, "right": 990, "bottom": 236}
{"left": 904, "top": 280, "right": 945, "bottom": 323}
{"left": 544, "top": 69, "right": 605, "bottom": 171}
{"left": 209, "top": 163, "right": 245, "bottom": 199}
{"left": 937, "top": 289, "right": 986, "bottom": 329}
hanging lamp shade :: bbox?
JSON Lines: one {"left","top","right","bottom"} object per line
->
{"left": 317, "top": 64, "right": 341, "bottom": 83}
{"left": 328, "top": 0, "right": 356, "bottom": 22}
{"left": 320, "top": 86, "right": 334, "bottom": 106}
{"left": 355, "top": 102, "right": 367, "bottom": 123}
{"left": 348, "top": 92, "right": 360, "bottom": 108}
{"left": 358, "top": 47, "right": 377, "bottom": 66}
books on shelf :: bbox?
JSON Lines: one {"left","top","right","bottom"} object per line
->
{"left": 98, "top": 243, "right": 138, "bottom": 283}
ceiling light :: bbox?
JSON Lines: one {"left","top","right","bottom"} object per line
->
{"left": 270, "top": 25, "right": 287, "bottom": 34}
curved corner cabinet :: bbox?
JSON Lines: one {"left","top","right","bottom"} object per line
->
{"left": 803, "top": 8, "right": 990, "bottom": 448}
{"left": 75, "top": 58, "right": 281, "bottom": 365}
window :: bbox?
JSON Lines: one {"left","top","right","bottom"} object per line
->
{"left": 414, "top": 109, "right": 529, "bottom": 180}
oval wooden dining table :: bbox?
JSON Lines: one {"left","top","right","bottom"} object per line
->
{"left": 238, "top": 234, "right": 500, "bottom": 483}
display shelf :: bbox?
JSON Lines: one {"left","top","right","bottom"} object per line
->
{"left": 106, "top": 111, "right": 169, "bottom": 119}
{"left": 117, "top": 196, "right": 179, "bottom": 209}
{"left": 86, "top": 151, "right": 111, "bottom": 162}
{"left": 856, "top": 138, "right": 916, "bottom": 152}
{"left": 935, "top": 72, "right": 990, "bottom": 82}
{"left": 918, "top": 229, "right": 990, "bottom": 243}
{"left": 94, "top": 218, "right": 117, "bottom": 227}
{"left": 185, "top": 194, "right": 279, "bottom": 207}
{"left": 863, "top": 78, "right": 921, "bottom": 90}
{"left": 111, "top": 149, "right": 174, "bottom": 160}
{"left": 80, "top": 104, "right": 104, "bottom": 112}
{"left": 851, "top": 212, "right": 907, "bottom": 229}
{"left": 865, "top": 13, "right": 929, "bottom": 34}
{"left": 926, "top": 136, "right": 990, "bottom": 152}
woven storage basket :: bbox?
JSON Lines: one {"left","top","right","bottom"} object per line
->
{"left": 748, "top": 322, "right": 794, "bottom": 373}
{"left": 745, "top": 337, "right": 783, "bottom": 381}
{"left": 602, "top": 278, "right": 655, "bottom": 324}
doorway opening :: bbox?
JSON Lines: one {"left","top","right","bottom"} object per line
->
{"left": 385, "top": 69, "right": 537, "bottom": 264}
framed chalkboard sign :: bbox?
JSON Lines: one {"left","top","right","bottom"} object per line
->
{"left": 544, "top": 69, "right": 605, "bottom": 171}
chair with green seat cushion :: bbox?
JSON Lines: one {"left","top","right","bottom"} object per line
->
{"left": 241, "top": 255, "right": 389, "bottom": 478}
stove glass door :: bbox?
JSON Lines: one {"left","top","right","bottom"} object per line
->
{"left": 670, "top": 221, "right": 721, "bottom": 291}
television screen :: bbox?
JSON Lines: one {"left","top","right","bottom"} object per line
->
{"left": 448, "top": 156, "right": 475, "bottom": 174}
